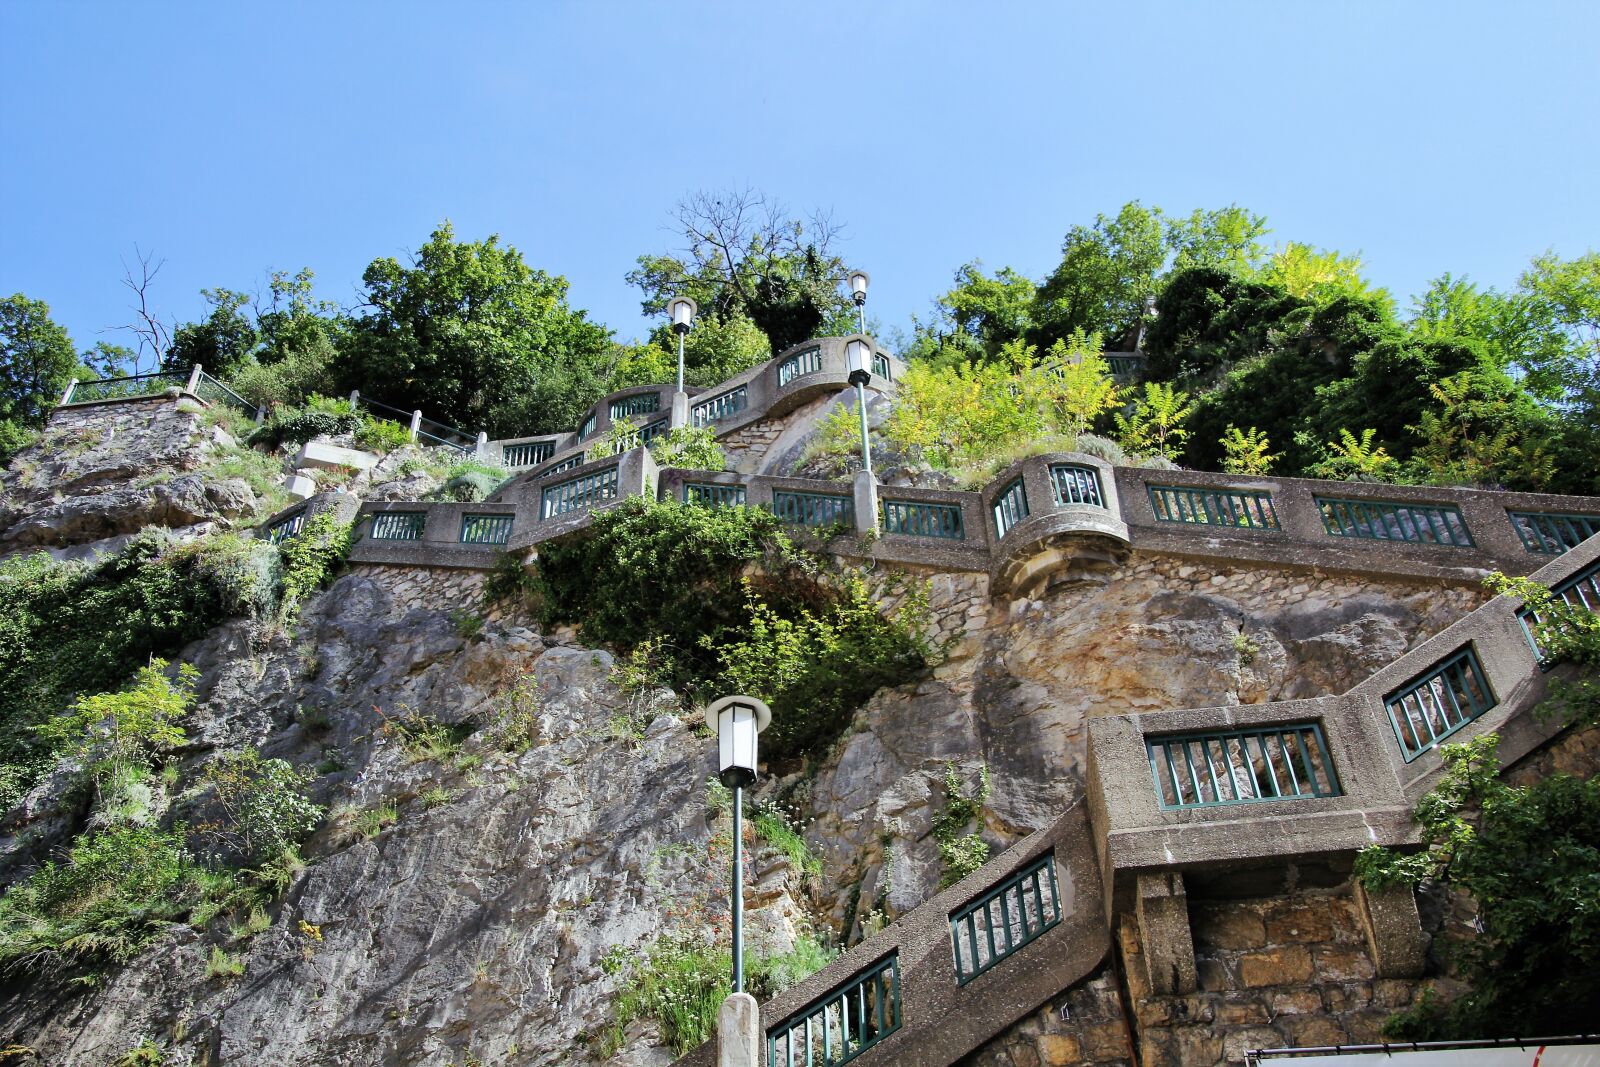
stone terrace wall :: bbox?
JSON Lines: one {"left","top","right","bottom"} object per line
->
{"left": 346, "top": 563, "right": 531, "bottom": 626}
{"left": 964, "top": 882, "right": 1438, "bottom": 1067}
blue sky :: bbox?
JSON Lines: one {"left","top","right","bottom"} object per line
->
{"left": 3, "top": 2, "right": 1597, "bottom": 353}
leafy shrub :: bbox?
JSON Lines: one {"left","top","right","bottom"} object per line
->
{"left": 648, "top": 425, "right": 725, "bottom": 472}
{"left": 0, "top": 419, "right": 39, "bottom": 466}
{"left": 536, "top": 497, "right": 932, "bottom": 761}
{"left": 278, "top": 511, "right": 352, "bottom": 613}
{"left": 0, "top": 823, "right": 198, "bottom": 968}
{"left": 931, "top": 763, "right": 991, "bottom": 888}
{"left": 1356, "top": 734, "right": 1600, "bottom": 1037}
{"left": 204, "top": 945, "right": 245, "bottom": 979}
{"left": 351, "top": 416, "right": 410, "bottom": 453}
{"left": 247, "top": 396, "right": 364, "bottom": 449}
{"left": 37, "top": 660, "right": 196, "bottom": 796}
{"left": 0, "top": 532, "right": 276, "bottom": 806}
{"left": 432, "top": 459, "right": 511, "bottom": 503}
{"left": 198, "top": 747, "right": 321, "bottom": 864}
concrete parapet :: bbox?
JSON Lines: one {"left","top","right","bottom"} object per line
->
{"left": 716, "top": 993, "right": 760, "bottom": 1067}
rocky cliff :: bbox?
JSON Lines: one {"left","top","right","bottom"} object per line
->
{"left": 0, "top": 396, "right": 1499, "bottom": 1065}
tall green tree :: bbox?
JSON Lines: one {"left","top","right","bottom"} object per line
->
{"left": 163, "top": 288, "right": 258, "bottom": 377}
{"left": 0, "top": 293, "right": 78, "bottom": 431}
{"left": 342, "top": 222, "right": 611, "bottom": 436}
{"left": 1031, "top": 201, "right": 1168, "bottom": 349}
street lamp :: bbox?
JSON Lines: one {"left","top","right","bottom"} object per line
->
{"left": 667, "top": 295, "right": 698, "bottom": 393}
{"left": 706, "top": 694, "right": 771, "bottom": 994}
{"left": 847, "top": 270, "right": 870, "bottom": 334}
{"left": 845, "top": 338, "right": 874, "bottom": 475}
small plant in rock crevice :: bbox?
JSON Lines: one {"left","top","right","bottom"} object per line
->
{"left": 932, "top": 762, "right": 992, "bottom": 888}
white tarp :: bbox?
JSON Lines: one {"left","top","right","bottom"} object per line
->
{"left": 1267, "top": 1047, "right": 1600, "bottom": 1067}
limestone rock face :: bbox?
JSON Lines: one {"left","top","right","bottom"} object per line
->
{"left": 798, "top": 554, "right": 1486, "bottom": 934}
{"left": 0, "top": 398, "right": 258, "bottom": 553}
{"left": 0, "top": 575, "right": 806, "bottom": 1067}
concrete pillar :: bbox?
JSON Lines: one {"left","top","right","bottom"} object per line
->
{"left": 186, "top": 363, "right": 204, "bottom": 394}
{"left": 670, "top": 390, "right": 691, "bottom": 430}
{"left": 853, "top": 468, "right": 879, "bottom": 538}
{"left": 349, "top": 389, "right": 361, "bottom": 406}
{"left": 1354, "top": 881, "right": 1426, "bottom": 978}
{"left": 475, "top": 431, "right": 489, "bottom": 460}
{"left": 717, "top": 992, "right": 760, "bottom": 1067}
{"left": 409, "top": 410, "right": 423, "bottom": 442}
{"left": 1135, "top": 872, "right": 1197, "bottom": 994}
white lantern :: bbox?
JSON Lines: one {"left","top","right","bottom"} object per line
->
{"left": 705, "top": 695, "right": 771, "bottom": 788}
{"left": 845, "top": 338, "right": 872, "bottom": 379}
{"left": 847, "top": 270, "right": 870, "bottom": 304}
{"left": 667, "top": 295, "right": 698, "bottom": 333}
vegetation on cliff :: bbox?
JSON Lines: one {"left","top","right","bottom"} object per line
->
{"left": 533, "top": 496, "right": 935, "bottom": 761}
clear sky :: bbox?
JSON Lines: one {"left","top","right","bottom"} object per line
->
{"left": 3, "top": 1, "right": 1597, "bottom": 353}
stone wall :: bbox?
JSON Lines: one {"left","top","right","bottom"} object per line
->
{"left": 347, "top": 562, "right": 533, "bottom": 626}
{"left": 956, "top": 964, "right": 1135, "bottom": 1067}
{"left": 718, "top": 392, "right": 843, "bottom": 476}
{"left": 964, "top": 881, "right": 1438, "bottom": 1067}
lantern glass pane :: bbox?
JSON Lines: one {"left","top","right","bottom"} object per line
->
{"left": 849, "top": 272, "right": 869, "bottom": 297}
{"left": 846, "top": 340, "right": 869, "bottom": 375}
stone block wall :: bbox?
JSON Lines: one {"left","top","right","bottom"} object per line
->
{"left": 348, "top": 563, "right": 530, "bottom": 627}
{"left": 964, "top": 882, "right": 1443, "bottom": 1067}
{"left": 955, "top": 964, "right": 1135, "bottom": 1067}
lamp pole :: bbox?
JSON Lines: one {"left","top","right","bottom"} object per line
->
{"left": 667, "top": 296, "right": 698, "bottom": 394}
{"left": 848, "top": 269, "right": 870, "bottom": 335}
{"left": 706, "top": 695, "right": 771, "bottom": 995}
{"left": 845, "top": 338, "right": 874, "bottom": 476}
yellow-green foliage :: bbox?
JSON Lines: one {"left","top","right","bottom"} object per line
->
{"left": 1307, "top": 427, "right": 1400, "bottom": 481}
{"left": 1114, "top": 381, "right": 1196, "bottom": 462}
{"left": 1219, "top": 425, "right": 1278, "bottom": 475}
{"left": 884, "top": 332, "right": 1110, "bottom": 472}
{"left": 37, "top": 660, "right": 196, "bottom": 790}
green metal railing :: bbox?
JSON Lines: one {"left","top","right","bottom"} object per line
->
{"left": 1517, "top": 560, "right": 1600, "bottom": 665}
{"left": 949, "top": 854, "right": 1061, "bottom": 985}
{"left": 1317, "top": 496, "right": 1474, "bottom": 547}
{"left": 882, "top": 499, "right": 965, "bottom": 540}
{"left": 501, "top": 440, "right": 555, "bottom": 468}
{"left": 64, "top": 371, "right": 187, "bottom": 405}
{"left": 193, "top": 370, "right": 260, "bottom": 419}
{"left": 576, "top": 413, "right": 598, "bottom": 441}
{"left": 683, "top": 482, "right": 747, "bottom": 508}
{"left": 777, "top": 346, "right": 824, "bottom": 387}
{"left": 1385, "top": 646, "right": 1497, "bottom": 761}
{"left": 872, "top": 352, "right": 892, "bottom": 381}
{"left": 640, "top": 417, "right": 670, "bottom": 445}
{"left": 541, "top": 466, "right": 619, "bottom": 519}
{"left": 767, "top": 954, "right": 901, "bottom": 1067}
{"left": 370, "top": 512, "right": 425, "bottom": 541}
{"left": 1049, "top": 463, "right": 1104, "bottom": 508}
{"left": 772, "top": 490, "right": 854, "bottom": 528}
{"left": 267, "top": 510, "right": 306, "bottom": 543}
{"left": 1105, "top": 354, "right": 1144, "bottom": 377}
{"left": 1148, "top": 724, "right": 1341, "bottom": 809}
{"left": 460, "top": 513, "right": 513, "bottom": 545}
{"left": 1149, "top": 485, "right": 1280, "bottom": 530}
{"left": 691, "top": 384, "right": 749, "bottom": 428}
{"left": 992, "top": 477, "right": 1029, "bottom": 538}
{"left": 536, "top": 454, "right": 586, "bottom": 479}
{"left": 609, "top": 392, "right": 661, "bottom": 420}
{"left": 1508, "top": 511, "right": 1600, "bottom": 555}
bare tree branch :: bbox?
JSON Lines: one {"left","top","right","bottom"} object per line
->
{"left": 116, "top": 246, "right": 173, "bottom": 374}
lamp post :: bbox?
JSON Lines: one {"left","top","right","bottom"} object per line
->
{"left": 845, "top": 338, "right": 874, "bottom": 475}
{"left": 706, "top": 695, "right": 771, "bottom": 994}
{"left": 667, "top": 296, "right": 698, "bottom": 394}
{"left": 847, "top": 270, "right": 870, "bottom": 334}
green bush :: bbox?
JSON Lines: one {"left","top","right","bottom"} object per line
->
{"left": 0, "top": 532, "right": 281, "bottom": 807}
{"left": 0, "top": 823, "right": 199, "bottom": 968}
{"left": 278, "top": 511, "right": 352, "bottom": 613}
{"left": 534, "top": 498, "right": 932, "bottom": 762}
{"left": 354, "top": 416, "right": 413, "bottom": 454}
{"left": 198, "top": 747, "right": 321, "bottom": 864}
{"left": 247, "top": 396, "right": 364, "bottom": 449}
{"left": 37, "top": 660, "right": 196, "bottom": 796}
{"left": 431, "top": 459, "right": 511, "bottom": 503}
{"left": 648, "top": 425, "right": 725, "bottom": 472}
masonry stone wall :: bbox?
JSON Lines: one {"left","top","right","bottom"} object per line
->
{"left": 965, "top": 882, "right": 1437, "bottom": 1067}
{"left": 347, "top": 562, "right": 530, "bottom": 626}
